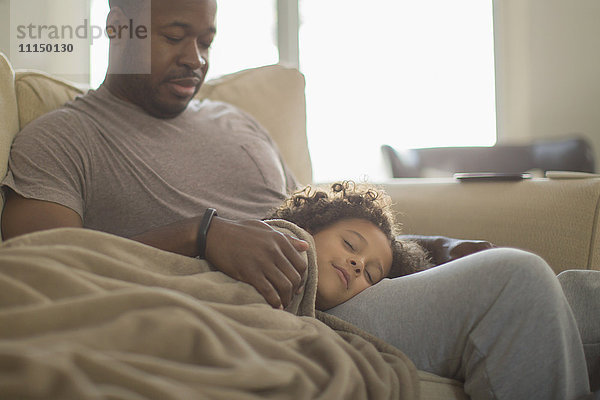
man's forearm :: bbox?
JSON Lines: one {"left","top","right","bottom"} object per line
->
{"left": 130, "top": 216, "right": 202, "bottom": 257}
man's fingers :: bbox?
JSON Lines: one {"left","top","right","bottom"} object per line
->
{"left": 264, "top": 265, "right": 294, "bottom": 308}
{"left": 254, "top": 247, "right": 302, "bottom": 308}
{"left": 254, "top": 277, "right": 283, "bottom": 309}
{"left": 280, "top": 235, "right": 308, "bottom": 277}
{"left": 287, "top": 234, "right": 309, "bottom": 252}
{"left": 272, "top": 249, "right": 303, "bottom": 290}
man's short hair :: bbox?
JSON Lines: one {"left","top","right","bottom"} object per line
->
{"left": 108, "top": 0, "right": 146, "bottom": 15}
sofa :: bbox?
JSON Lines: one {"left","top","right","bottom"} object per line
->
{"left": 1, "top": 52, "right": 598, "bottom": 399}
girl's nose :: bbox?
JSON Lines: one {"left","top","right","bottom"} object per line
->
{"left": 349, "top": 258, "right": 364, "bottom": 274}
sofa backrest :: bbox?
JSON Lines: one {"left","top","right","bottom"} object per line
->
{"left": 384, "top": 176, "right": 600, "bottom": 272}
{"left": 0, "top": 53, "right": 313, "bottom": 229}
{"left": 197, "top": 65, "right": 312, "bottom": 185}
{"left": 14, "top": 71, "right": 87, "bottom": 130}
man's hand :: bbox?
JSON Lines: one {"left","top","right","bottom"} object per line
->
{"left": 205, "top": 218, "right": 309, "bottom": 309}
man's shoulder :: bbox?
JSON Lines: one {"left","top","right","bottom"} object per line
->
{"left": 14, "top": 102, "right": 94, "bottom": 146}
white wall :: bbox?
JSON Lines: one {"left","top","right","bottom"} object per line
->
{"left": 495, "top": 0, "right": 600, "bottom": 170}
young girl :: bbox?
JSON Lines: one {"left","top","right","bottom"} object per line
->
{"left": 269, "top": 182, "right": 595, "bottom": 399}
{"left": 267, "top": 181, "right": 432, "bottom": 310}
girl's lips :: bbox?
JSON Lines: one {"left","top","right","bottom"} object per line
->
{"left": 333, "top": 264, "right": 349, "bottom": 289}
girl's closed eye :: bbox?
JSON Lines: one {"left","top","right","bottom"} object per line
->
{"left": 365, "top": 269, "right": 374, "bottom": 284}
{"left": 344, "top": 239, "right": 354, "bottom": 251}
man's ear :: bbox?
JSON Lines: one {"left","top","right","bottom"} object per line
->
{"left": 106, "top": 7, "right": 127, "bottom": 46}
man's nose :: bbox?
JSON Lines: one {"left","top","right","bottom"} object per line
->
{"left": 179, "top": 41, "right": 207, "bottom": 71}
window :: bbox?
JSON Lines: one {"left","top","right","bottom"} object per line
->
{"left": 206, "top": 0, "right": 278, "bottom": 80}
{"left": 299, "top": 0, "right": 497, "bottom": 181}
{"left": 90, "top": 0, "right": 109, "bottom": 88}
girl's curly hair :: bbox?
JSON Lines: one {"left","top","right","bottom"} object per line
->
{"left": 267, "top": 181, "right": 432, "bottom": 278}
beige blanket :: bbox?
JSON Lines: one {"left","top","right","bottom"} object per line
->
{"left": 0, "top": 221, "right": 419, "bottom": 399}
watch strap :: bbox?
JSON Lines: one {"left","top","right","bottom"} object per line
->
{"left": 196, "top": 208, "right": 217, "bottom": 259}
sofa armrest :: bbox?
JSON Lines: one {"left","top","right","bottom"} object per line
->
{"left": 381, "top": 177, "right": 600, "bottom": 274}
{"left": 0, "top": 53, "right": 19, "bottom": 185}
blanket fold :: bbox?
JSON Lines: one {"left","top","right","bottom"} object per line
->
{"left": 0, "top": 222, "right": 419, "bottom": 399}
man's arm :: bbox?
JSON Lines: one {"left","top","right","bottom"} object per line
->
{"left": 1, "top": 189, "right": 83, "bottom": 239}
{"left": 2, "top": 189, "right": 308, "bottom": 310}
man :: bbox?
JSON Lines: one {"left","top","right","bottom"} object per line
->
{"left": 2, "top": 0, "right": 308, "bottom": 311}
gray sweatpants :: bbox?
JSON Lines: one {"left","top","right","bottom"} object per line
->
{"left": 326, "top": 248, "right": 593, "bottom": 400}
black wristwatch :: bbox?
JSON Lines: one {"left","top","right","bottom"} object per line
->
{"left": 196, "top": 208, "right": 217, "bottom": 259}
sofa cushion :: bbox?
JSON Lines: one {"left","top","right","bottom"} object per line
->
{"left": 14, "top": 70, "right": 86, "bottom": 130}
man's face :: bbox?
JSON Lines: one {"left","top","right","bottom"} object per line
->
{"left": 120, "top": 0, "right": 217, "bottom": 118}
{"left": 313, "top": 219, "right": 393, "bottom": 311}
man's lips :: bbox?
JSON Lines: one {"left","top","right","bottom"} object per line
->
{"left": 333, "top": 264, "right": 350, "bottom": 289}
{"left": 166, "top": 77, "right": 201, "bottom": 98}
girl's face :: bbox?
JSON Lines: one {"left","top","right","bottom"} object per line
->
{"left": 313, "top": 218, "right": 393, "bottom": 310}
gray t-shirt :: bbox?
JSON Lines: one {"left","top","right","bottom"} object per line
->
{"left": 2, "top": 85, "right": 299, "bottom": 237}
